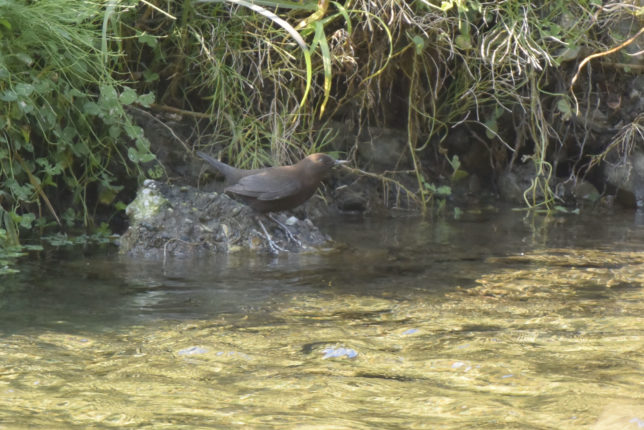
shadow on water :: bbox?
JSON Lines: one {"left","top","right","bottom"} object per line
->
{"left": 0, "top": 208, "right": 538, "bottom": 332}
{"left": 1, "top": 207, "right": 643, "bottom": 428}
{"left": 5, "top": 207, "right": 644, "bottom": 329}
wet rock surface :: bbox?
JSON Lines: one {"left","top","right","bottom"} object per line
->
{"left": 119, "top": 180, "right": 335, "bottom": 256}
{"left": 603, "top": 148, "right": 644, "bottom": 208}
{"left": 498, "top": 162, "right": 600, "bottom": 206}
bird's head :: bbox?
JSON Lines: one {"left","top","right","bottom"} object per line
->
{"left": 304, "top": 153, "right": 348, "bottom": 174}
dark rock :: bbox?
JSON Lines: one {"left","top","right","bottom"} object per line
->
{"left": 497, "top": 163, "right": 543, "bottom": 204}
{"left": 603, "top": 149, "right": 644, "bottom": 208}
{"left": 334, "top": 185, "right": 368, "bottom": 213}
{"left": 119, "top": 180, "right": 335, "bottom": 256}
{"left": 499, "top": 163, "right": 599, "bottom": 206}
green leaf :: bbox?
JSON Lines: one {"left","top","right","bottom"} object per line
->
{"left": 15, "top": 53, "right": 33, "bottom": 66}
{"left": 98, "top": 186, "right": 119, "bottom": 205}
{"left": 23, "top": 244, "right": 44, "bottom": 251}
{"left": 455, "top": 34, "right": 471, "bottom": 50}
{"left": 451, "top": 169, "right": 469, "bottom": 182}
{"left": 142, "top": 71, "right": 159, "bottom": 84}
{"left": 424, "top": 181, "right": 436, "bottom": 192}
{"left": 82, "top": 101, "right": 101, "bottom": 116}
{"left": 330, "top": 1, "right": 352, "bottom": 33}
{"left": 557, "top": 98, "right": 571, "bottom": 114}
{"left": 33, "top": 78, "right": 54, "bottom": 94}
{"left": 45, "top": 232, "right": 74, "bottom": 245}
{"left": 0, "top": 90, "right": 17, "bottom": 102}
{"left": 138, "top": 32, "right": 157, "bottom": 48}
{"left": 448, "top": 155, "right": 461, "bottom": 171}
{"left": 72, "top": 141, "right": 89, "bottom": 156}
{"left": 15, "top": 83, "right": 34, "bottom": 97}
{"left": 441, "top": 0, "right": 454, "bottom": 11}
{"left": 18, "top": 212, "right": 35, "bottom": 229}
{"left": 65, "top": 88, "right": 85, "bottom": 98}
{"left": 119, "top": 87, "right": 138, "bottom": 105}
{"left": 6, "top": 179, "right": 33, "bottom": 202}
{"left": 137, "top": 92, "right": 155, "bottom": 107}
{"left": 135, "top": 137, "right": 154, "bottom": 162}
{"left": 138, "top": 153, "right": 156, "bottom": 163}
{"left": 312, "top": 21, "right": 332, "bottom": 118}
{"left": 36, "top": 158, "right": 63, "bottom": 176}
{"left": 60, "top": 125, "right": 77, "bottom": 145}
{"left": 99, "top": 85, "right": 119, "bottom": 109}
{"left": 147, "top": 165, "right": 164, "bottom": 179}
{"left": 557, "top": 98, "right": 572, "bottom": 121}
{"left": 0, "top": 18, "right": 12, "bottom": 31}
{"left": 39, "top": 106, "right": 56, "bottom": 126}
{"left": 127, "top": 146, "right": 139, "bottom": 162}
{"left": 484, "top": 117, "right": 497, "bottom": 140}
{"left": 124, "top": 123, "right": 142, "bottom": 139}
{"left": 412, "top": 35, "right": 425, "bottom": 55}
{"left": 555, "top": 45, "right": 579, "bottom": 63}
{"left": 17, "top": 100, "right": 34, "bottom": 114}
{"left": 108, "top": 125, "right": 121, "bottom": 139}
{"left": 436, "top": 185, "right": 452, "bottom": 196}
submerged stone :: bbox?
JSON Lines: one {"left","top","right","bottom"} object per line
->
{"left": 178, "top": 346, "right": 208, "bottom": 356}
{"left": 322, "top": 347, "right": 358, "bottom": 359}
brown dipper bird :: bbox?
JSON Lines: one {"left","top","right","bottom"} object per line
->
{"left": 196, "top": 151, "right": 345, "bottom": 213}
{"left": 196, "top": 151, "right": 346, "bottom": 251}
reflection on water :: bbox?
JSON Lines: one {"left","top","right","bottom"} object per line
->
{"left": 0, "top": 208, "right": 643, "bottom": 428}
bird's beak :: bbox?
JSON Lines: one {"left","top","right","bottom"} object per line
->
{"left": 334, "top": 159, "right": 349, "bottom": 167}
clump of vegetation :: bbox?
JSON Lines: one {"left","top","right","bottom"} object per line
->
{"left": 0, "top": 0, "right": 157, "bottom": 255}
{"left": 120, "top": 0, "right": 642, "bottom": 210}
{"left": 317, "top": 0, "right": 641, "bottom": 210}
{"left": 117, "top": 0, "right": 338, "bottom": 168}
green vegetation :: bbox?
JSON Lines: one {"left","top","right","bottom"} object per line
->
{"left": 1, "top": 0, "right": 642, "bottom": 269}
{"left": 0, "top": 0, "right": 157, "bottom": 262}
{"left": 123, "top": 0, "right": 638, "bottom": 210}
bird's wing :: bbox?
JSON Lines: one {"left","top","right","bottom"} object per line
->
{"left": 226, "top": 171, "right": 302, "bottom": 201}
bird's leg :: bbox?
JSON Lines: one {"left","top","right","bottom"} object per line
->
{"left": 268, "top": 213, "right": 302, "bottom": 247}
{"left": 255, "top": 217, "right": 287, "bottom": 253}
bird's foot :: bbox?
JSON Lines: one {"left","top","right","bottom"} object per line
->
{"left": 256, "top": 218, "right": 288, "bottom": 253}
{"left": 268, "top": 213, "right": 302, "bottom": 247}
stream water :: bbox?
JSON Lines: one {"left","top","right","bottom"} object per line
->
{"left": 0, "top": 208, "right": 642, "bottom": 429}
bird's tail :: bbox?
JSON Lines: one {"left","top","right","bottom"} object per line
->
{"left": 196, "top": 151, "right": 234, "bottom": 177}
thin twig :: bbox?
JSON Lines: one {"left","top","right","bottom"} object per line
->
{"left": 149, "top": 103, "right": 211, "bottom": 119}
{"left": 139, "top": 0, "right": 177, "bottom": 20}
{"left": 570, "top": 26, "right": 644, "bottom": 88}
{"left": 339, "top": 165, "right": 420, "bottom": 205}
{"left": 127, "top": 105, "right": 191, "bottom": 153}
{"left": 13, "top": 151, "right": 61, "bottom": 226}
